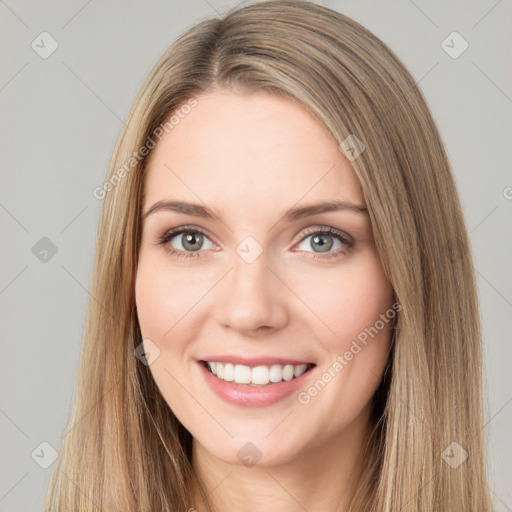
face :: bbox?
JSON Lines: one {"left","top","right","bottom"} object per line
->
{"left": 135, "top": 88, "right": 394, "bottom": 468}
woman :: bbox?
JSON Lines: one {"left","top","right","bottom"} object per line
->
{"left": 45, "top": 1, "right": 495, "bottom": 510}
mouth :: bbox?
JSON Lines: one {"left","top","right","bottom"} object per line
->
{"left": 200, "top": 360, "right": 317, "bottom": 387}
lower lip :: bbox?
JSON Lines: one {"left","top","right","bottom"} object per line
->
{"left": 197, "top": 361, "right": 316, "bottom": 408}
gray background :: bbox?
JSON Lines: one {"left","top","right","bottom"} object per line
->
{"left": 1, "top": 0, "right": 511, "bottom": 510}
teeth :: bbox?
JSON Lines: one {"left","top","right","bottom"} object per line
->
{"left": 205, "top": 361, "right": 311, "bottom": 385}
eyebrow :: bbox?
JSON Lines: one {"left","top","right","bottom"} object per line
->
{"left": 142, "top": 199, "right": 368, "bottom": 224}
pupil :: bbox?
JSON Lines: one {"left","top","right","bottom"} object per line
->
{"left": 183, "top": 232, "right": 202, "bottom": 251}
{"left": 312, "top": 234, "right": 333, "bottom": 253}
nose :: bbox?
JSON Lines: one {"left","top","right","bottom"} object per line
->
{"left": 215, "top": 249, "right": 289, "bottom": 335}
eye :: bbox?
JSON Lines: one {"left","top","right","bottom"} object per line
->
{"left": 293, "top": 227, "right": 353, "bottom": 259}
{"left": 156, "top": 225, "right": 353, "bottom": 260}
{"left": 157, "top": 226, "right": 215, "bottom": 259}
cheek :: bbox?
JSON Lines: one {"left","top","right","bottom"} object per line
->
{"left": 134, "top": 256, "right": 200, "bottom": 409}
{"left": 291, "top": 254, "right": 394, "bottom": 434}
{"left": 292, "top": 252, "right": 394, "bottom": 348}
{"left": 135, "top": 253, "right": 207, "bottom": 341}
{"left": 135, "top": 263, "right": 172, "bottom": 340}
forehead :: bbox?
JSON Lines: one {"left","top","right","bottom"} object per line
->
{"left": 143, "top": 89, "right": 364, "bottom": 213}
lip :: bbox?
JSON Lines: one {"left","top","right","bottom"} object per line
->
{"left": 198, "top": 355, "right": 314, "bottom": 366}
{"left": 197, "top": 360, "right": 317, "bottom": 408}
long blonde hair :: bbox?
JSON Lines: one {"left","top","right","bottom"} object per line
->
{"left": 45, "top": 1, "right": 495, "bottom": 510}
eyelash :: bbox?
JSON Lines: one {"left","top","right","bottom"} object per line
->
{"left": 156, "top": 225, "right": 354, "bottom": 260}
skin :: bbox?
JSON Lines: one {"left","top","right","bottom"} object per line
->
{"left": 135, "top": 88, "right": 394, "bottom": 511}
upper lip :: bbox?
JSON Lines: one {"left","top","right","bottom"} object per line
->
{"left": 199, "top": 355, "right": 315, "bottom": 367}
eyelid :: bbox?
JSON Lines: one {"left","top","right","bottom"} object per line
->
{"left": 290, "top": 225, "right": 353, "bottom": 246}
{"left": 156, "top": 224, "right": 217, "bottom": 246}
